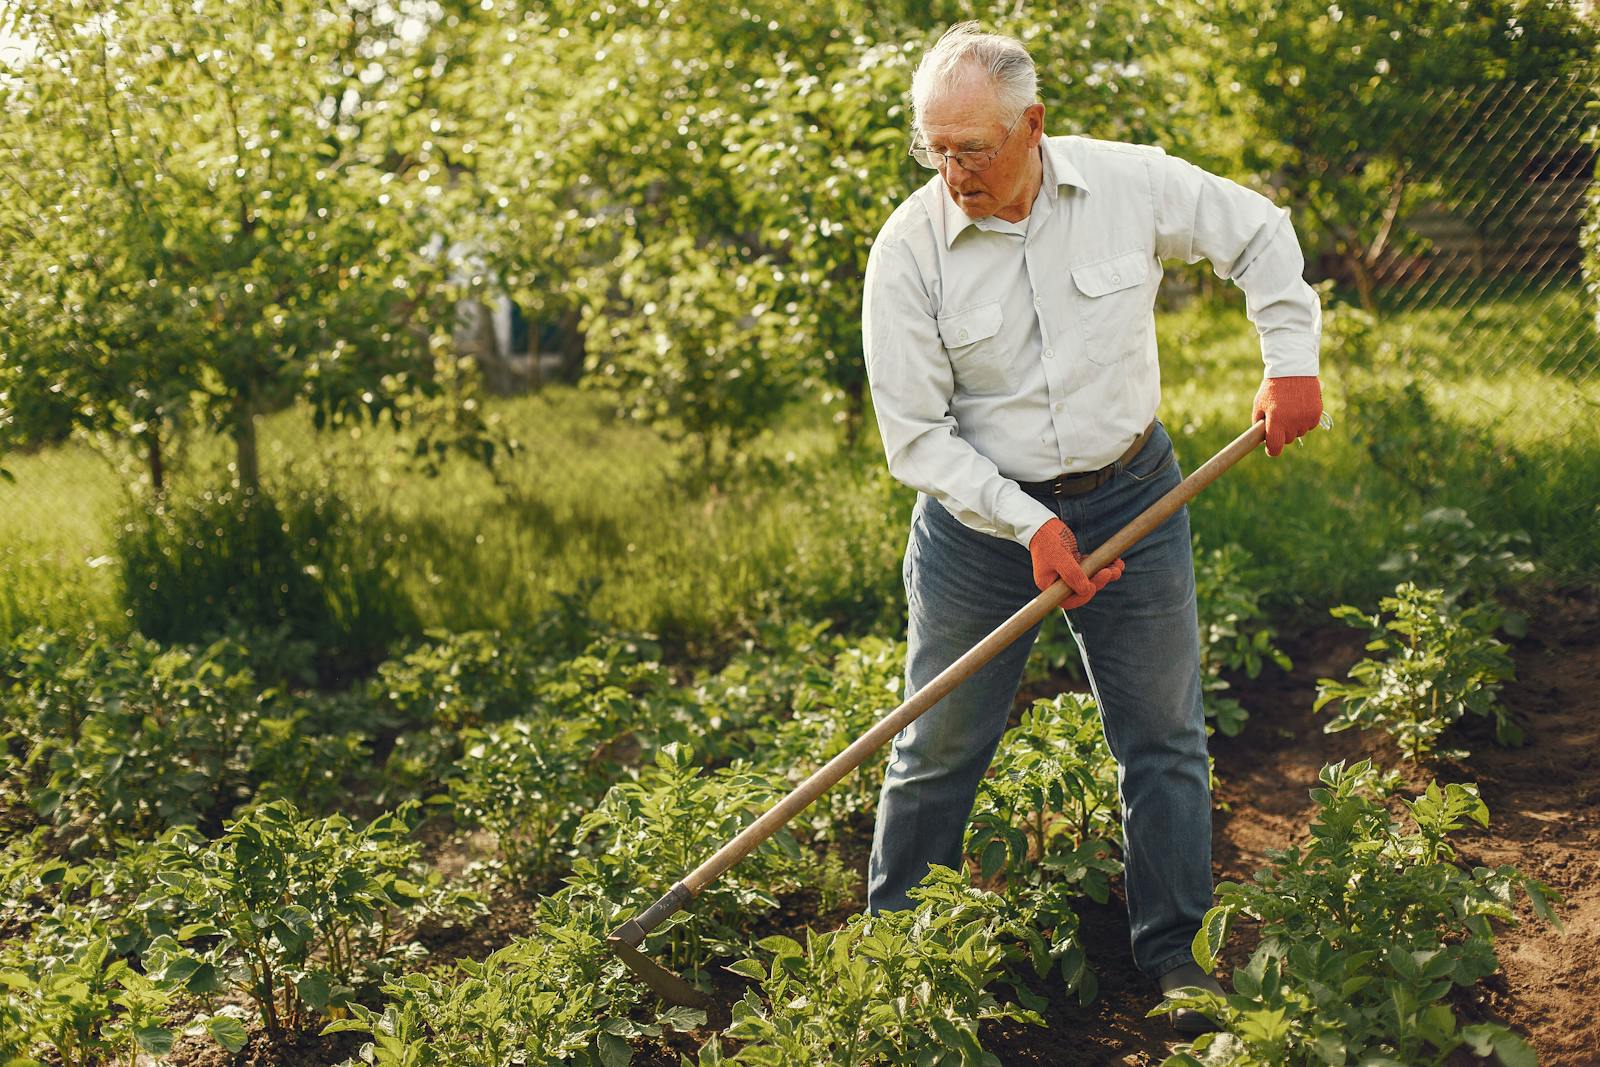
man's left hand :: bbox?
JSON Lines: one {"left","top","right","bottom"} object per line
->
{"left": 1251, "top": 375, "right": 1322, "bottom": 457}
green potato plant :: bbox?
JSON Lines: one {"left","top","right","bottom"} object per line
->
{"left": 1315, "top": 582, "right": 1519, "bottom": 761}
{"left": 148, "top": 798, "right": 483, "bottom": 1044}
{"left": 446, "top": 715, "right": 612, "bottom": 890}
{"left": 699, "top": 864, "right": 1045, "bottom": 1066}
{"left": 1193, "top": 542, "right": 1294, "bottom": 738}
{"left": 1162, "top": 759, "right": 1559, "bottom": 1066}
{"left": 323, "top": 884, "right": 702, "bottom": 1067}
{"left": 2, "top": 629, "right": 266, "bottom": 850}
{"left": 0, "top": 833, "right": 247, "bottom": 1062}
{"left": 964, "top": 693, "right": 1122, "bottom": 1004}
{"left": 763, "top": 637, "right": 907, "bottom": 841}
{"left": 570, "top": 743, "right": 853, "bottom": 982}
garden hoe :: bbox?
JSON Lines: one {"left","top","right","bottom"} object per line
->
{"left": 607, "top": 420, "right": 1274, "bottom": 1011}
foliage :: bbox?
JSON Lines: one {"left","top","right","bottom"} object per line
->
{"left": 964, "top": 693, "right": 1121, "bottom": 1005}
{"left": 0, "top": 0, "right": 502, "bottom": 492}
{"left": 569, "top": 743, "right": 852, "bottom": 982}
{"left": 683, "top": 617, "right": 840, "bottom": 764}
{"left": 1193, "top": 542, "right": 1293, "bottom": 737}
{"left": 0, "top": 629, "right": 267, "bottom": 848}
{"left": 699, "top": 865, "right": 1044, "bottom": 1066}
{"left": 1314, "top": 582, "right": 1519, "bottom": 761}
{"left": 759, "top": 636, "right": 905, "bottom": 841}
{"left": 1375, "top": 506, "right": 1535, "bottom": 619}
{"left": 1164, "top": 759, "right": 1559, "bottom": 1066}
{"left": 1195, "top": 0, "right": 1596, "bottom": 308}
{"left": 147, "top": 798, "right": 484, "bottom": 1043}
{"left": 382, "top": 626, "right": 681, "bottom": 812}
{"left": 0, "top": 627, "right": 382, "bottom": 848}
{"left": 580, "top": 236, "right": 801, "bottom": 468}
{"left": 322, "top": 885, "right": 701, "bottom": 1067}
{"left": 116, "top": 477, "right": 418, "bottom": 674}
{"left": 0, "top": 830, "right": 248, "bottom": 1062}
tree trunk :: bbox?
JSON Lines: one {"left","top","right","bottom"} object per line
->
{"left": 233, "top": 395, "right": 260, "bottom": 492}
{"left": 145, "top": 428, "right": 164, "bottom": 494}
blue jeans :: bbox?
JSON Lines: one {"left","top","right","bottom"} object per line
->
{"left": 866, "top": 420, "right": 1211, "bottom": 981}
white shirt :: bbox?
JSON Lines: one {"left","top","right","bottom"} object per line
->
{"left": 862, "top": 133, "right": 1322, "bottom": 548}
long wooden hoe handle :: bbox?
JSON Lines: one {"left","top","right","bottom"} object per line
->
{"left": 609, "top": 421, "right": 1269, "bottom": 996}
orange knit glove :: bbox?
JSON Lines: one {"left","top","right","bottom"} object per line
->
{"left": 1028, "top": 518, "right": 1125, "bottom": 609}
{"left": 1251, "top": 375, "right": 1323, "bottom": 457}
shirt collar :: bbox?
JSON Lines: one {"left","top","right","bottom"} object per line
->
{"left": 938, "top": 134, "right": 1091, "bottom": 249}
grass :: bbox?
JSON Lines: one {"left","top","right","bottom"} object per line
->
{"left": 1, "top": 291, "right": 1595, "bottom": 653}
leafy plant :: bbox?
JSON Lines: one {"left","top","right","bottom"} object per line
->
{"left": 446, "top": 714, "right": 613, "bottom": 890}
{"left": 2, "top": 629, "right": 267, "bottom": 849}
{"left": 569, "top": 743, "right": 851, "bottom": 983}
{"left": 1315, "top": 583, "right": 1519, "bottom": 760}
{"left": 763, "top": 637, "right": 906, "bottom": 841}
{"left": 1376, "top": 507, "right": 1535, "bottom": 620}
{"left": 1193, "top": 542, "right": 1293, "bottom": 737}
{"left": 1163, "top": 759, "right": 1559, "bottom": 1066}
{"left": 0, "top": 834, "right": 247, "bottom": 1063}
{"left": 149, "top": 799, "right": 483, "bottom": 1043}
{"left": 963, "top": 693, "right": 1121, "bottom": 1004}
{"left": 699, "top": 865, "right": 1044, "bottom": 1066}
{"left": 323, "top": 884, "right": 701, "bottom": 1067}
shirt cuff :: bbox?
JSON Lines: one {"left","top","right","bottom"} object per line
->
{"left": 1261, "top": 333, "right": 1320, "bottom": 378}
{"left": 1002, "top": 489, "right": 1058, "bottom": 549}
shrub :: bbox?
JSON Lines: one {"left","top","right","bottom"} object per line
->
{"left": 965, "top": 693, "right": 1122, "bottom": 1004}
{"left": 148, "top": 799, "right": 483, "bottom": 1043}
{"left": 1163, "top": 759, "right": 1559, "bottom": 1066}
{"left": 115, "top": 479, "right": 416, "bottom": 676}
{"left": 1193, "top": 542, "right": 1293, "bottom": 737}
{"left": 1315, "top": 583, "right": 1519, "bottom": 761}
{"left": 699, "top": 865, "right": 1044, "bottom": 1065}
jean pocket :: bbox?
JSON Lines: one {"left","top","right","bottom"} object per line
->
{"left": 1122, "top": 428, "right": 1177, "bottom": 483}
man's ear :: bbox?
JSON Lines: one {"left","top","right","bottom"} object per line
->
{"left": 1026, "top": 102, "right": 1046, "bottom": 146}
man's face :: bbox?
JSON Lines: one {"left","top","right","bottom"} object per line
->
{"left": 917, "top": 69, "right": 1044, "bottom": 222}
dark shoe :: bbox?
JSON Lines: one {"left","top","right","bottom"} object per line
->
{"left": 1156, "top": 961, "right": 1226, "bottom": 1037}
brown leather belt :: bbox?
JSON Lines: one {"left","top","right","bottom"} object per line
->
{"left": 1016, "top": 420, "right": 1157, "bottom": 498}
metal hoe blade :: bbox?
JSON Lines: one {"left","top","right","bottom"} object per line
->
{"left": 607, "top": 934, "right": 714, "bottom": 1009}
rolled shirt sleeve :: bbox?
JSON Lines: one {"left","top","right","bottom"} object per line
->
{"left": 1149, "top": 152, "right": 1322, "bottom": 378}
{"left": 863, "top": 235, "right": 1056, "bottom": 547}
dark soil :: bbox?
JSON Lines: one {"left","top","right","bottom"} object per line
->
{"left": 161, "top": 584, "right": 1600, "bottom": 1066}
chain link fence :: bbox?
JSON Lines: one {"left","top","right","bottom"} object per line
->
{"left": 1325, "top": 72, "right": 1599, "bottom": 540}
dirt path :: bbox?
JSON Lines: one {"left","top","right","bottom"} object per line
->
{"left": 982, "top": 584, "right": 1600, "bottom": 1066}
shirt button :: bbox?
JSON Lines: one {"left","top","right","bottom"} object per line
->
{"left": 959, "top": 328, "right": 969, "bottom": 341}
{"left": 1043, "top": 348, "right": 1054, "bottom": 359}
{"left": 1033, "top": 296, "right": 1042, "bottom": 307}
{"left": 1053, "top": 401, "right": 1064, "bottom": 412}
{"left": 1111, "top": 273, "right": 1122, "bottom": 284}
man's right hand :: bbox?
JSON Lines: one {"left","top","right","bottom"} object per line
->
{"left": 1028, "top": 518, "right": 1125, "bottom": 609}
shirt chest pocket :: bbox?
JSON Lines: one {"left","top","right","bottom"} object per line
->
{"left": 1070, "top": 248, "right": 1153, "bottom": 366}
{"left": 936, "top": 300, "right": 1012, "bottom": 396}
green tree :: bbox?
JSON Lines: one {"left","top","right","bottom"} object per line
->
{"left": 0, "top": 0, "right": 494, "bottom": 492}
{"left": 1197, "top": 0, "right": 1597, "bottom": 309}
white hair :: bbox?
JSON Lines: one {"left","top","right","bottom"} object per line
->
{"left": 910, "top": 22, "right": 1038, "bottom": 132}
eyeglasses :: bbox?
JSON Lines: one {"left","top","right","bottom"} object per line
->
{"left": 909, "top": 110, "right": 1027, "bottom": 173}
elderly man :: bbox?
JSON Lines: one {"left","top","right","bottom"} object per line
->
{"left": 861, "top": 22, "right": 1323, "bottom": 1035}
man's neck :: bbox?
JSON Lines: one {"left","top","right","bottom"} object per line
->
{"left": 994, "top": 144, "right": 1045, "bottom": 224}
